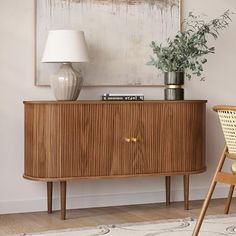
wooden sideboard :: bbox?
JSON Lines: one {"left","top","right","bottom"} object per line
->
{"left": 23, "top": 100, "right": 206, "bottom": 219}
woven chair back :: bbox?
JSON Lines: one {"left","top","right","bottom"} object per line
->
{"left": 214, "top": 106, "right": 236, "bottom": 154}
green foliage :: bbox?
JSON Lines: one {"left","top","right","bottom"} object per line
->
{"left": 147, "top": 10, "right": 232, "bottom": 80}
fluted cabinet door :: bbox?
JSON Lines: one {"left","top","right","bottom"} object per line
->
{"left": 108, "top": 102, "right": 206, "bottom": 175}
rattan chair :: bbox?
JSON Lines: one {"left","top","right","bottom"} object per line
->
{"left": 193, "top": 105, "right": 236, "bottom": 236}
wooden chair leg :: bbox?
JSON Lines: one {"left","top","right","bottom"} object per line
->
{"left": 192, "top": 145, "right": 228, "bottom": 236}
{"left": 60, "top": 181, "right": 67, "bottom": 220}
{"left": 224, "top": 185, "right": 235, "bottom": 214}
{"left": 192, "top": 180, "right": 217, "bottom": 236}
{"left": 165, "top": 176, "right": 171, "bottom": 205}
{"left": 184, "top": 175, "right": 189, "bottom": 210}
{"left": 47, "top": 182, "right": 53, "bottom": 214}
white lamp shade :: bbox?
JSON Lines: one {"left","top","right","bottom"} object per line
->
{"left": 42, "top": 30, "right": 89, "bottom": 63}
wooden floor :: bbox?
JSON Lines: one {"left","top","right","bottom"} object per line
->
{"left": 0, "top": 198, "right": 235, "bottom": 236}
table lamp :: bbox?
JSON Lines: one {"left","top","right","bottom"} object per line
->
{"left": 42, "top": 30, "right": 89, "bottom": 101}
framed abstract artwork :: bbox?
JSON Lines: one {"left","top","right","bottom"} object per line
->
{"left": 35, "top": 0, "right": 182, "bottom": 86}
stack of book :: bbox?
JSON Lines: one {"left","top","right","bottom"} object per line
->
{"left": 101, "top": 93, "right": 144, "bottom": 101}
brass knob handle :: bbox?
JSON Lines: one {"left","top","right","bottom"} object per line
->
{"left": 131, "top": 137, "right": 138, "bottom": 142}
{"left": 124, "top": 137, "right": 131, "bottom": 143}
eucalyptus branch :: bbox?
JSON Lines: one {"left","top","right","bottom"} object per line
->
{"left": 148, "top": 10, "right": 233, "bottom": 79}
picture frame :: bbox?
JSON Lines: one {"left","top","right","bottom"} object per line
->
{"left": 34, "top": 0, "right": 182, "bottom": 87}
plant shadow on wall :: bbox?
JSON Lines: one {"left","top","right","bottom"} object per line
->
{"left": 147, "top": 10, "right": 233, "bottom": 100}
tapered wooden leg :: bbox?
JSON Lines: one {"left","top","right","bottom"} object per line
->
{"left": 47, "top": 182, "right": 53, "bottom": 214}
{"left": 192, "top": 145, "right": 228, "bottom": 236}
{"left": 165, "top": 176, "right": 171, "bottom": 205}
{"left": 224, "top": 185, "right": 235, "bottom": 214}
{"left": 60, "top": 181, "right": 67, "bottom": 220}
{"left": 184, "top": 175, "right": 189, "bottom": 210}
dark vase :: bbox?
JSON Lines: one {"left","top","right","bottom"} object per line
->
{"left": 164, "top": 72, "right": 184, "bottom": 100}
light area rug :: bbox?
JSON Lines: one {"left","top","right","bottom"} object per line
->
{"left": 18, "top": 215, "right": 236, "bottom": 236}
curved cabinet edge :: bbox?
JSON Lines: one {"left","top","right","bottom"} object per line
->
{"left": 23, "top": 167, "right": 206, "bottom": 182}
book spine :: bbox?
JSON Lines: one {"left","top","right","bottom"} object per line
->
{"left": 104, "top": 93, "right": 144, "bottom": 96}
{"left": 101, "top": 95, "right": 144, "bottom": 101}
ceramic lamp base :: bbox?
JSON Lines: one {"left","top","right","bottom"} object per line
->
{"left": 50, "top": 63, "right": 82, "bottom": 101}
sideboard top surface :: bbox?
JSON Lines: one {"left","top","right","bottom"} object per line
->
{"left": 23, "top": 100, "right": 207, "bottom": 105}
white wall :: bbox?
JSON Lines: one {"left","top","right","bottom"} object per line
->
{"left": 0, "top": 0, "right": 236, "bottom": 214}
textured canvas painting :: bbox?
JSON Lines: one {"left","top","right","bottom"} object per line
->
{"left": 36, "top": 0, "right": 181, "bottom": 86}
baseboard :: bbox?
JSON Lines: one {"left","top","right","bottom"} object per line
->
{"left": 0, "top": 186, "right": 232, "bottom": 214}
